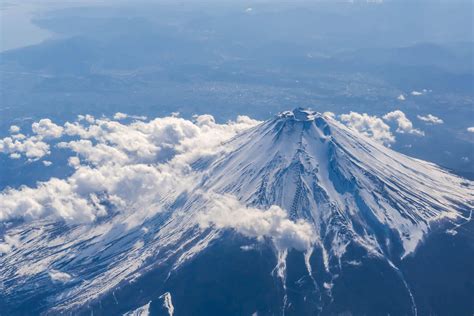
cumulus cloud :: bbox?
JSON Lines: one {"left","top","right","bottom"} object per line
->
{"left": 77, "top": 114, "right": 95, "bottom": 124}
{"left": 467, "top": 127, "right": 474, "bottom": 133}
{"left": 32, "top": 119, "right": 64, "bottom": 139}
{"left": 0, "top": 177, "right": 108, "bottom": 223}
{"left": 68, "top": 156, "right": 81, "bottom": 168}
{"left": 397, "top": 94, "right": 406, "bottom": 101}
{"left": 11, "top": 133, "right": 26, "bottom": 140}
{"left": 0, "top": 136, "right": 50, "bottom": 160}
{"left": 339, "top": 112, "right": 395, "bottom": 145}
{"left": 9, "top": 153, "right": 21, "bottom": 159}
{"left": 411, "top": 90, "right": 423, "bottom": 96}
{"left": 0, "top": 114, "right": 260, "bottom": 224}
{"left": 0, "top": 118, "right": 66, "bottom": 160}
{"left": 383, "top": 110, "right": 424, "bottom": 136}
{"left": 9, "top": 125, "right": 20, "bottom": 134}
{"left": 0, "top": 235, "right": 21, "bottom": 254}
{"left": 113, "top": 112, "right": 128, "bottom": 120}
{"left": 417, "top": 114, "right": 444, "bottom": 124}
{"left": 197, "top": 194, "right": 315, "bottom": 252}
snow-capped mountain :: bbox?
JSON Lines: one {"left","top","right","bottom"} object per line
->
{"left": 0, "top": 109, "right": 472, "bottom": 315}
{"left": 205, "top": 108, "right": 471, "bottom": 258}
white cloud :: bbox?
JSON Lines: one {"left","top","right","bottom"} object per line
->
{"left": 0, "top": 136, "right": 50, "bottom": 160}
{"left": 43, "top": 160, "right": 53, "bottom": 166}
{"left": 322, "top": 111, "right": 335, "bottom": 118}
{"left": 383, "top": 110, "right": 424, "bottom": 136}
{"left": 11, "top": 133, "right": 26, "bottom": 140}
{"left": 9, "top": 125, "right": 20, "bottom": 134}
{"left": 133, "top": 115, "right": 147, "bottom": 121}
{"left": 339, "top": 110, "right": 426, "bottom": 144}
{"left": 113, "top": 112, "right": 128, "bottom": 120}
{"left": 197, "top": 194, "right": 315, "bottom": 252}
{"left": 0, "top": 177, "right": 107, "bottom": 223}
{"left": 339, "top": 112, "right": 395, "bottom": 145}
{"left": 32, "top": 119, "right": 64, "bottom": 139}
{"left": 397, "top": 94, "right": 406, "bottom": 101}
{"left": 0, "top": 235, "right": 21, "bottom": 254}
{"left": 68, "top": 156, "right": 81, "bottom": 168}
{"left": 467, "top": 127, "right": 474, "bottom": 133}
{"left": 417, "top": 114, "right": 444, "bottom": 124}
{"left": 0, "top": 114, "right": 260, "bottom": 224}
{"left": 411, "top": 90, "right": 423, "bottom": 96}
{"left": 9, "top": 153, "right": 21, "bottom": 159}
{"left": 77, "top": 114, "right": 95, "bottom": 124}
{"left": 0, "top": 243, "right": 10, "bottom": 254}
{"left": 113, "top": 113, "right": 148, "bottom": 121}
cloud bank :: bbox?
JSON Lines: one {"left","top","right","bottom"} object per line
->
{"left": 0, "top": 114, "right": 259, "bottom": 224}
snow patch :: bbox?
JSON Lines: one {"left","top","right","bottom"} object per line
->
{"left": 49, "top": 270, "right": 72, "bottom": 283}
{"left": 159, "top": 292, "right": 174, "bottom": 316}
{"left": 123, "top": 301, "right": 151, "bottom": 316}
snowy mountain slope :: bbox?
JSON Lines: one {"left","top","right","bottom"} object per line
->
{"left": 203, "top": 108, "right": 472, "bottom": 262}
{"left": 0, "top": 109, "right": 472, "bottom": 315}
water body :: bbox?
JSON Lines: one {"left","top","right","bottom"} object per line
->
{"left": 0, "top": 2, "right": 54, "bottom": 52}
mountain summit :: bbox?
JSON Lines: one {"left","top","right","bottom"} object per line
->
{"left": 1, "top": 109, "right": 472, "bottom": 315}
{"left": 206, "top": 107, "right": 471, "bottom": 257}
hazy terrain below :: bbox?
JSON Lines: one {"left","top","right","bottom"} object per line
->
{"left": 1, "top": 0, "right": 473, "bottom": 185}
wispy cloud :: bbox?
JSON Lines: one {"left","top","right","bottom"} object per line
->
{"left": 417, "top": 114, "right": 444, "bottom": 124}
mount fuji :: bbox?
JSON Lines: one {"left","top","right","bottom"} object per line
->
{"left": 0, "top": 108, "right": 472, "bottom": 315}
